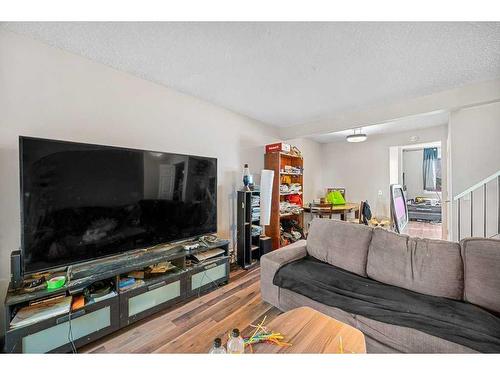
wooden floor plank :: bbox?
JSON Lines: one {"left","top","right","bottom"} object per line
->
{"left": 83, "top": 268, "right": 260, "bottom": 353}
{"left": 80, "top": 265, "right": 278, "bottom": 354}
{"left": 154, "top": 291, "right": 270, "bottom": 353}
{"left": 132, "top": 283, "right": 260, "bottom": 353}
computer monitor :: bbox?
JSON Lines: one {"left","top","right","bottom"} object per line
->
{"left": 390, "top": 184, "right": 408, "bottom": 233}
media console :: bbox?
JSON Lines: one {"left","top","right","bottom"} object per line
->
{"left": 3, "top": 238, "right": 230, "bottom": 353}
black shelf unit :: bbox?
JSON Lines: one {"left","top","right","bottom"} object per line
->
{"left": 237, "top": 190, "right": 262, "bottom": 269}
{"left": 3, "top": 239, "right": 230, "bottom": 353}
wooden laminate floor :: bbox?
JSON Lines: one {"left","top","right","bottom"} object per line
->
{"left": 402, "top": 220, "right": 443, "bottom": 240}
{"left": 81, "top": 266, "right": 280, "bottom": 353}
{"left": 75, "top": 222, "right": 445, "bottom": 354}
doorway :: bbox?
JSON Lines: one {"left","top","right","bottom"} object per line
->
{"left": 389, "top": 141, "right": 447, "bottom": 240}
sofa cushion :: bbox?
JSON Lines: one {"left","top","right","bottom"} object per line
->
{"left": 366, "top": 228, "right": 463, "bottom": 300}
{"left": 306, "top": 219, "right": 373, "bottom": 277}
{"left": 279, "top": 287, "right": 476, "bottom": 353}
{"left": 355, "top": 314, "right": 477, "bottom": 353}
{"left": 462, "top": 238, "right": 500, "bottom": 314}
{"left": 273, "top": 256, "right": 500, "bottom": 353}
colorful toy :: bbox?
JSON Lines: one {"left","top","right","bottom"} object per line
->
{"left": 241, "top": 316, "right": 292, "bottom": 352}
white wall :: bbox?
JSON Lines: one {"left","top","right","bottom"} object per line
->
{"left": 0, "top": 30, "right": 281, "bottom": 287}
{"left": 286, "top": 137, "right": 323, "bottom": 204}
{"left": 321, "top": 125, "right": 448, "bottom": 219}
{"left": 449, "top": 101, "right": 500, "bottom": 240}
{"left": 449, "top": 102, "right": 500, "bottom": 196}
{"left": 404, "top": 149, "right": 425, "bottom": 199}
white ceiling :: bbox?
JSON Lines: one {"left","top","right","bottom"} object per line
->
{"left": 2, "top": 22, "right": 500, "bottom": 127}
{"left": 307, "top": 111, "right": 449, "bottom": 143}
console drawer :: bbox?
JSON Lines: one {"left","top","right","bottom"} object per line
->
{"left": 119, "top": 274, "right": 185, "bottom": 326}
{"left": 187, "top": 257, "right": 229, "bottom": 297}
{"left": 5, "top": 296, "right": 119, "bottom": 353}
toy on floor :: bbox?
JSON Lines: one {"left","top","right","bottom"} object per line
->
{"left": 242, "top": 316, "right": 292, "bottom": 352}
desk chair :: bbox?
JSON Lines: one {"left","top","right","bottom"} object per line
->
{"left": 307, "top": 202, "right": 334, "bottom": 236}
{"left": 309, "top": 202, "right": 334, "bottom": 219}
{"left": 353, "top": 201, "right": 365, "bottom": 224}
{"left": 349, "top": 201, "right": 372, "bottom": 225}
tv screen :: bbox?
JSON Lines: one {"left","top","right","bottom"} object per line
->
{"left": 20, "top": 137, "right": 217, "bottom": 273}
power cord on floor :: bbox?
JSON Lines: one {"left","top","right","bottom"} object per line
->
{"left": 196, "top": 272, "right": 207, "bottom": 298}
{"left": 67, "top": 309, "right": 77, "bottom": 354}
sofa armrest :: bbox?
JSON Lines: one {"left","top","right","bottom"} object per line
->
{"left": 260, "top": 240, "right": 307, "bottom": 307}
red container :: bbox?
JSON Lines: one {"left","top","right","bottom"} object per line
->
{"left": 265, "top": 142, "right": 291, "bottom": 154}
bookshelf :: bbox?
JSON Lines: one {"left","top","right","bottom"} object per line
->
{"left": 264, "top": 152, "right": 304, "bottom": 249}
{"left": 236, "top": 190, "right": 261, "bottom": 269}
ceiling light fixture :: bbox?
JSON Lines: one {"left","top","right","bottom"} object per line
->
{"left": 346, "top": 128, "right": 367, "bottom": 143}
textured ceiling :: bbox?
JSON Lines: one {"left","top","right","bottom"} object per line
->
{"left": 2, "top": 22, "right": 500, "bottom": 127}
{"left": 307, "top": 111, "right": 449, "bottom": 143}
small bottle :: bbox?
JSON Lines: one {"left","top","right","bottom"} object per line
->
{"left": 227, "top": 328, "right": 245, "bottom": 354}
{"left": 208, "top": 337, "right": 226, "bottom": 354}
{"left": 373, "top": 190, "right": 386, "bottom": 224}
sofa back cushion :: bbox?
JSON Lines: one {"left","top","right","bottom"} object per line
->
{"left": 366, "top": 228, "right": 463, "bottom": 300}
{"left": 461, "top": 238, "right": 500, "bottom": 313}
{"left": 306, "top": 219, "right": 373, "bottom": 277}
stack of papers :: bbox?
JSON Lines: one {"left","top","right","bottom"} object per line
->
{"left": 192, "top": 248, "right": 225, "bottom": 262}
{"left": 10, "top": 295, "right": 72, "bottom": 329}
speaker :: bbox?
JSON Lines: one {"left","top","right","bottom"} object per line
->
{"left": 10, "top": 250, "right": 23, "bottom": 289}
{"left": 259, "top": 236, "right": 273, "bottom": 257}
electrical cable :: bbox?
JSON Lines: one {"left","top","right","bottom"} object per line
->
{"left": 67, "top": 309, "right": 77, "bottom": 353}
{"left": 8, "top": 341, "right": 18, "bottom": 353}
{"left": 196, "top": 272, "right": 207, "bottom": 298}
{"left": 204, "top": 271, "right": 222, "bottom": 290}
{"left": 64, "top": 264, "right": 77, "bottom": 353}
{"left": 196, "top": 262, "right": 222, "bottom": 298}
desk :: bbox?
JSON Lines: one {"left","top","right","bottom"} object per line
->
{"left": 303, "top": 202, "right": 360, "bottom": 221}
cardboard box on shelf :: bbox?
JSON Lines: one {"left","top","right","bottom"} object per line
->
{"left": 265, "top": 142, "right": 291, "bottom": 154}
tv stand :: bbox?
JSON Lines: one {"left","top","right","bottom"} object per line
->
{"left": 3, "top": 238, "right": 230, "bottom": 353}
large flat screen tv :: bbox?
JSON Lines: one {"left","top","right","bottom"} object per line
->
{"left": 20, "top": 136, "right": 217, "bottom": 273}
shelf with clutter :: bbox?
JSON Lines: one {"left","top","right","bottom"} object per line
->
{"left": 264, "top": 142, "right": 305, "bottom": 250}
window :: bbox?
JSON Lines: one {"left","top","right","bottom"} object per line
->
{"left": 423, "top": 147, "right": 441, "bottom": 192}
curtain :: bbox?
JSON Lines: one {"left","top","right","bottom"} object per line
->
{"left": 423, "top": 147, "right": 438, "bottom": 191}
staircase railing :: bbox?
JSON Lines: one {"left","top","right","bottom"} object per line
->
{"left": 453, "top": 170, "right": 500, "bottom": 241}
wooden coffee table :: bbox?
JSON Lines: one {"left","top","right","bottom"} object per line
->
{"left": 250, "top": 306, "right": 366, "bottom": 354}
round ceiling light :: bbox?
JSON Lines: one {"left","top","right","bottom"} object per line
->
{"left": 346, "top": 129, "right": 367, "bottom": 143}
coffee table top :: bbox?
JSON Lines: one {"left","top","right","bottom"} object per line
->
{"left": 250, "top": 307, "right": 366, "bottom": 354}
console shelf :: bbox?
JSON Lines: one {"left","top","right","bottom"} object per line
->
{"left": 3, "top": 239, "right": 230, "bottom": 353}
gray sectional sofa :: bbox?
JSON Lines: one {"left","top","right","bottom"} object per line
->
{"left": 260, "top": 218, "right": 500, "bottom": 353}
